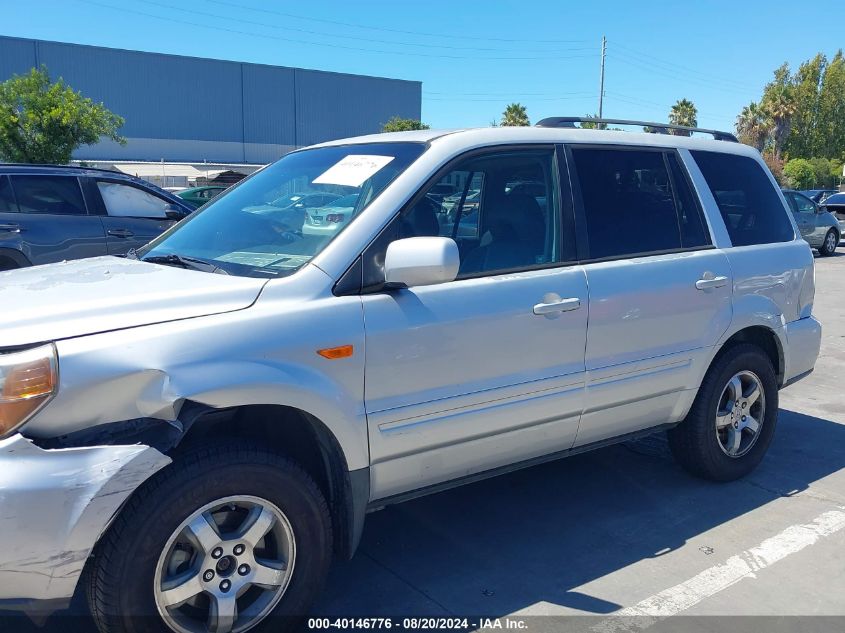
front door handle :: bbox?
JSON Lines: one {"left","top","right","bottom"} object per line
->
{"left": 533, "top": 295, "right": 581, "bottom": 316}
{"left": 0, "top": 223, "right": 21, "bottom": 233}
{"left": 695, "top": 275, "right": 728, "bottom": 290}
{"left": 107, "top": 228, "right": 135, "bottom": 238}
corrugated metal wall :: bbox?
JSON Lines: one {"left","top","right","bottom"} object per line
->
{"left": 0, "top": 36, "right": 422, "bottom": 164}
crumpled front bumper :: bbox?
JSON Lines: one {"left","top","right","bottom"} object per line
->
{"left": 0, "top": 433, "right": 170, "bottom": 606}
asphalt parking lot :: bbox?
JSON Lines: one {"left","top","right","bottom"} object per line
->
{"left": 6, "top": 249, "right": 845, "bottom": 631}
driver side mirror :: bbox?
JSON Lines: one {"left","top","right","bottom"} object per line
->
{"left": 164, "top": 203, "right": 188, "bottom": 220}
{"left": 384, "top": 237, "right": 460, "bottom": 288}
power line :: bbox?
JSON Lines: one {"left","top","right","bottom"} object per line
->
{"left": 425, "top": 95, "right": 598, "bottom": 103}
{"left": 607, "top": 53, "right": 758, "bottom": 98}
{"left": 78, "top": 0, "right": 599, "bottom": 61}
{"left": 605, "top": 91, "right": 736, "bottom": 122}
{"left": 608, "top": 40, "right": 753, "bottom": 91}
{"left": 138, "top": 0, "right": 594, "bottom": 55}
{"left": 424, "top": 90, "right": 596, "bottom": 97}
{"left": 207, "top": 0, "right": 592, "bottom": 44}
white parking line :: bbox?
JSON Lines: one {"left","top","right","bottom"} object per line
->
{"left": 593, "top": 507, "right": 845, "bottom": 633}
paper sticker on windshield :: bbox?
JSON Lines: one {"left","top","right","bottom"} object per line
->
{"left": 312, "top": 155, "right": 395, "bottom": 187}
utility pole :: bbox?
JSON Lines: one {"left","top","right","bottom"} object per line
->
{"left": 598, "top": 36, "right": 606, "bottom": 118}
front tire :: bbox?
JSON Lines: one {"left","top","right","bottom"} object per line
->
{"left": 819, "top": 229, "right": 838, "bottom": 256}
{"left": 87, "top": 441, "right": 332, "bottom": 633}
{"left": 668, "top": 344, "right": 778, "bottom": 481}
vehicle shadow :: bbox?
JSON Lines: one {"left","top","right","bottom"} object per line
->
{"left": 4, "top": 410, "right": 844, "bottom": 630}
{"left": 315, "top": 408, "right": 845, "bottom": 617}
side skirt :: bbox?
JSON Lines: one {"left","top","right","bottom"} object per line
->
{"left": 366, "top": 421, "right": 678, "bottom": 511}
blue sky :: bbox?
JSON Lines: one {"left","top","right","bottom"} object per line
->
{"left": 2, "top": 0, "right": 843, "bottom": 133}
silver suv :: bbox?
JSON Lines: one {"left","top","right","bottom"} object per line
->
{"left": 0, "top": 120, "right": 822, "bottom": 633}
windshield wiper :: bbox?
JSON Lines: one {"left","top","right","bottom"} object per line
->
{"left": 142, "top": 254, "right": 229, "bottom": 275}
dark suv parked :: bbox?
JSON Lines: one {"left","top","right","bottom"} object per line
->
{"left": 0, "top": 164, "right": 193, "bottom": 270}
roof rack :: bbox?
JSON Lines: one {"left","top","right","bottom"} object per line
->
{"left": 535, "top": 117, "right": 738, "bottom": 142}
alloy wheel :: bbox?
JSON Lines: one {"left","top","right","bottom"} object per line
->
{"left": 153, "top": 495, "right": 296, "bottom": 633}
{"left": 714, "top": 370, "right": 765, "bottom": 458}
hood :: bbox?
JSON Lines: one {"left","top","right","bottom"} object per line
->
{"left": 0, "top": 257, "right": 267, "bottom": 347}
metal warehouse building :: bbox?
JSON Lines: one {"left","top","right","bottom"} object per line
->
{"left": 0, "top": 35, "right": 422, "bottom": 164}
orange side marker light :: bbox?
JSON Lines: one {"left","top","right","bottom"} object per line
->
{"left": 317, "top": 345, "right": 354, "bottom": 360}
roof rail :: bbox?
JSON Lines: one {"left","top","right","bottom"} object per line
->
{"left": 0, "top": 162, "right": 122, "bottom": 175}
{"left": 534, "top": 117, "right": 738, "bottom": 142}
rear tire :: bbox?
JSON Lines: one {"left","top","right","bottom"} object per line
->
{"left": 87, "top": 441, "right": 332, "bottom": 633}
{"left": 819, "top": 229, "right": 838, "bottom": 256}
{"left": 668, "top": 344, "right": 778, "bottom": 481}
{"left": 0, "top": 257, "right": 18, "bottom": 271}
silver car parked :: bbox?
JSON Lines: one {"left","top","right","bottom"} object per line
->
{"left": 0, "top": 120, "right": 822, "bottom": 633}
{"left": 782, "top": 189, "right": 840, "bottom": 256}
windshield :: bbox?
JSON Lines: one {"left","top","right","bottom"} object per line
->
{"left": 138, "top": 142, "right": 426, "bottom": 277}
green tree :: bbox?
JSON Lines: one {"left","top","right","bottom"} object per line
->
{"left": 785, "top": 54, "right": 825, "bottom": 158}
{"left": 783, "top": 158, "right": 816, "bottom": 189}
{"left": 580, "top": 113, "right": 607, "bottom": 130}
{"left": 761, "top": 64, "right": 798, "bottom": 160}
{"left": 668, "top": 98, "right": 698, "bottom": 135}
{"left": 0, "top": 66, "right": 125, "bottom": 164}
{"left": 381, "top": 117, "right": 430, "bottom": 132}
{"left": 735, "top": 102, "right": 771, "bottom": 151}
{"left": 500, "top": 103, "right": 530, "bottom": 127}
{"left": 808, "top": 157, "right": 841, "bottom": 188}
{"left": 739, "top": 51, "right": 845, "bottom": 162}
{"left": 816, "top": 51, "right": 845, "bottom": 159}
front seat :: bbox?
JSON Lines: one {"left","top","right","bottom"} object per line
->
{"left": 401, "top": 196, "right": 440, "bottom": 237}
{"left": 460, "top": 193, "right": 545, "bottom": 274}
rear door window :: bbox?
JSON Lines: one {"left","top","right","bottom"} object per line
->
{"left": 0, "top": 176, "right": 17, "bottom": 212}
{"left": 10, "top": 176, "right": 87, "bottom": 215}
{"left": 691, "top": 151, "right": 794, "bottom": 246}
{"left": 570, "top": 147, "right": 691, "bottom": 259}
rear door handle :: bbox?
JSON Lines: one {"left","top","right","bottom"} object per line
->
{"left": 533, "top": 296, "right": 581, "bottom": 315}
{"left": 0, "top": 223, "right": 21, "bottom": 233}
{"left": 107, "top": 228, "right": 135, "bottom": 238}
{"left": 695, "top": 275, "right": 728, "bottom": 290}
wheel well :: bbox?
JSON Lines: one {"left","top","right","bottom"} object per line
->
{"left": 718, "top": 326, "right": 784, "bottom": 385}
{"left": 0, "top": 249, "right": 29, "bottom": 270}
{"left": 173, "top": 404, "right": 360, "bottom": 559}
{"left": 0, "top": 255, "right": 18, "bottom": 271}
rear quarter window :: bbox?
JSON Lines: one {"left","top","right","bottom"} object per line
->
{"left": 691, "top": 151, "right": 794, "bottom": 246}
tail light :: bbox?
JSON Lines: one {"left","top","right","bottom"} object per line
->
{"left": 326, "top": 214, "right": 345, "bottom": 224}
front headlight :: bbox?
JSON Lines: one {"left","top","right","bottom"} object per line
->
{"left": 0, "top": 344, "right": 57, "bottom": 439}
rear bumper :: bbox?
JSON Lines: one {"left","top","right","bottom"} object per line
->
{"left": 0, "top": 434, "right": 170, "bottom": 603}
{"left": 782, "top": 316, "right": 822, "bottom": 387}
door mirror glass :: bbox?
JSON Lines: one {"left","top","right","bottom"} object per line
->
{"left": 384, "top": 237, "right": 459, "bottom": 288}
{"left": 164, "top": 203, "right": 188, "bottom": 220}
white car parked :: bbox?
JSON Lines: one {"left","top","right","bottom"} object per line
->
{"left": 0, "top": 119, "right": 821, "bottom": 633}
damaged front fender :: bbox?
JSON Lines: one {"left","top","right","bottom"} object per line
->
{"left": 0, "top": 434, "right": 171, "bottom": 603}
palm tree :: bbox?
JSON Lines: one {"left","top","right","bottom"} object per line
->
{"left": 735, "top": 101, "right": 771, "bottom": 151}
{"left": 500, "top": 103, "right": 530, "bottom": 127}
{"left": 762, "top": 89, "right": 797, "bottom": 160}
{"left": 668, "top": 98, "right": 698, "bottom": 136}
